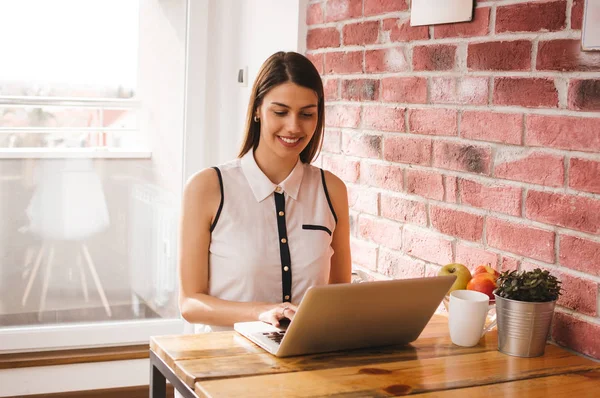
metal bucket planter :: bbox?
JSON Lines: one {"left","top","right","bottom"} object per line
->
{"left": 494, "top": 294, "right": 557, "bottom": 358}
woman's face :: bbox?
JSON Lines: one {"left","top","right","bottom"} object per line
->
{"left": 256, "top": 82, "right": 319, "bottom": 161}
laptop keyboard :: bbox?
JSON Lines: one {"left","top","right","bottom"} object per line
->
{"left": 262, "top": 331, "right": 286, "bottom": 344}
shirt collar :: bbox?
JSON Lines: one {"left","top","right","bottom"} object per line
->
{"left": 240, "top": 149, "right": 304, "bottom": 202}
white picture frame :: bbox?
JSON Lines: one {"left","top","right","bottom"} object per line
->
{"left": 582, "top": 0, "right": 600, "bottom": 51}
{"left": 410, "top": 0, "right": 474, "bottom": 27}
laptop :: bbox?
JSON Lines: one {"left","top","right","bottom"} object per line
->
{"left": 234, "top": 275, "right": 455, "bottom": 357}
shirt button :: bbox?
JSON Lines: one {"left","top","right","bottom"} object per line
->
{"left": 281, "top": 238, "right": 287, "bottom": 244}
{"left": 278, "top": 211, "right": 284, "bottom": 216}
{"left": 284, "top": 266, "right": 289, "bottom": 271}
{"left": 284, "top": 295, "right": 290, "bottom": 300}
{"left": 275, "top": 186, "right": 282, "bottom": 193}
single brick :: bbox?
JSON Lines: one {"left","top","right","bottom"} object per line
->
{"left": 460, "top": 179, "right": 522, "bottom": 216}
{"left": 430, "top": 206, "right": 484, "bottom": 242}
{"left": 350, "top": 238, "right": 378, "bottom": 270}
{"left": 306, "top": 53, "right": 324, "bottom": 74}
{"left": 323, "top": 78, "right": 338, "bottom": 102}
{"left": 306, "top": 3, "right": 324, "bottom": 25}
{"left": 341, "top": 79, "right": 379, "bottom": 101}
{"left": 307, "top": 27, "right": 340, "bottom": 50}
{"left": 363, "top": 106, "right": 405, "bottom": 132}
{"left": 342, "top": 131, "right": 382, "bottom": 158}
{"left": 460, "top": 111, "right": 522, "bottom": 145}
{"left": 526, "top": 115, "right": 600, "bottom": 153}
{"left": 358, "top": 216, "right": 402, "bottom": 250}
{"left": 325, "top": 105, "right": 361, "bottom": 128}
{"left": 537, "top": 39, "right": 600, "bottom": 71}
{"left": 406, "top": 169, "right": 444, "bottom": 200}
{"left": 383, "top": 136, "right": 432, "bottom": 165}
{"left": 569, "top": 158, "right": 600, "bottom": 194}
{"left": 360, "top": 162, "right": 403, "bottom": 192}
{"left": 326, "top": 0, "right": 362, "bottom": 22}
{"left": 378, "top": 249, "right": 426, "bottom": 279}
{"left": 486, "top": 218, "right": 555, "bottom": 262}
{"left": 559, "top": 235, "right": 600, "bottom": 277}
{"left": 430, "top": 77, "right": 489, "bottom": 105}
{"left": 568, "top": 79, "right": 600, "bottom": 111}
{"left": 552, "top": 312, "right": 600, "bottom": 360}
{"left": 493, "top": 77, "right": 558, "bottom": 108}
{"left": 468, "top": 40, "right": 532, "bottom": 71}
{"left": 365, "top": 47, "right": 409, "bottom": 73}
{"left": 382, "top": 77, "right": 428, "bottom": 103}
{"left": 348, "top": 186, "right": 379, "bottom": 215}
{"left": 494, "top": 149, "right": 564, "bottom": 187}
{"left": 322, "top": 129, "right": 341, "bottom": 153}
{"left": 432, "top": 141, "right": 492, "bottom": 175}
{"left": 381, "top": 194, "right": 428, "bottom": 226}
{"left": 525, "top": 190, "right": 600, "bottom": 234}
{"left": 321, "top": 154, "right": 360, "bottom": 183}
{"left": 408, "top": 108, "right": 458, "bottom": 137}
{"left": 495, "top": 1, "right": 566, "bottom": 33}
{"left": 343, "top": 21, "right": 380, "bottom": 46}
{"left": 402, "top": 227, "right": 454, "bottom": 265}
{"left": 412, "top": 44, "right": 456, "bottom": 71}
{"left": 571, "top": 0, "right": 584, "bottom": 29}
{"left": 324, "top": 51, "right": 363, "bottom": 74}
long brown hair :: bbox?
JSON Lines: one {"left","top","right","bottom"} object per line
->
{"left": 238, "top": 51, "right": 324, "bottom": 164}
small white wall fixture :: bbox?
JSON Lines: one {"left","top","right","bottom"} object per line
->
{"left": 582, "top": 0, "right": 600, "bottom": 51}
{"left": 410, "top": 0, "right": 473, "bottom": 27}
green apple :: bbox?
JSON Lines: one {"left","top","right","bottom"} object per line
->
{"left": 438, "top": 263, "right": 472, "bottom": 293}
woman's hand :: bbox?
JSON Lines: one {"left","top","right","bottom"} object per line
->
{"left": 258, "top": 303, "right": 298, "bottom": 327}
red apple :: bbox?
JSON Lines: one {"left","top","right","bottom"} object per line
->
{"left": 473, "top": 264, "right": 500, "bottom": 278}
{"left": 466, "top": 272, "right": 497, "bottom": 300}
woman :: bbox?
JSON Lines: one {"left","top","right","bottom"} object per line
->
{"left": 178, "top": 51, "right": 351, "bottom": 332}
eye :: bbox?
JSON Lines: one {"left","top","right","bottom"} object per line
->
{"left": 273, "top": 110, "right": 287, "bottom": 116}
{"left": 301, "top": 113, "right": 315, "bottom": 118}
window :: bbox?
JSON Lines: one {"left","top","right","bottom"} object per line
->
{"left": 0, "top": 0, "right": 144, "bottom": 155}
{"left": 0, "top": 0, "right": 186, "bottom": 351}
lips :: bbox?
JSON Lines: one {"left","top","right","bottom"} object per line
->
{"left": 277, "top": 136, "right": 302, "bottom": 148}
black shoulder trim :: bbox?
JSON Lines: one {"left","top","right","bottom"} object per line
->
{"left": 320, "top": 168, "right": 338, "bottom": 224}
{"left": 210, "top": 167, "right": 224, "bottom": 232}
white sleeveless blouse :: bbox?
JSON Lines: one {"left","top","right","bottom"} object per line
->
{"left": 196, "top": 150, "right": 337, "bottom": 332}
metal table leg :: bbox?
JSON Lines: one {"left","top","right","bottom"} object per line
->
{"left": 149, "top": 350, "right": 198, "bottom": 398}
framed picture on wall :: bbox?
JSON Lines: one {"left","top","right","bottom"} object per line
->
{"left": 582, "top": 0, "right": 600, "bottom": 51}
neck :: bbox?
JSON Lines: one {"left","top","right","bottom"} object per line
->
{"left": 253, "top": 145, "right": 299, "bottom": 184}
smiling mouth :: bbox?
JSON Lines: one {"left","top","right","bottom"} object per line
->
{"left": 279, "top": 136, "right": 301, "bottom": 144}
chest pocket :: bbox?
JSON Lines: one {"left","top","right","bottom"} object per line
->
{"left": 302, "top": 224, "right": 332, "bottom": 236}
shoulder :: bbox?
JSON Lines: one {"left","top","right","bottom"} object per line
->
{"left": 183, "top": 167, "right": 222, "bottom": 208}
{"left": 320, "top": 168, "right": 349, "bottom": 216}
{"left": 321, "top": 168, "right": 347, "bottom": 198}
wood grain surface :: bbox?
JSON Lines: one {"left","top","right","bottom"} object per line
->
{"left": 149, "top": 315, "right": 600, "bottom": 398}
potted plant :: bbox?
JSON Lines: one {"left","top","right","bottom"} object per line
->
{"left": 493, "top": 268, "right": 562, "bottom": 357}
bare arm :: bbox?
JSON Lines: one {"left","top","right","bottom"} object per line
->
{"left": 178, "top": 168, "right": 293, "bottom": 327}
{"left": 324, "top": 170, "right": 352, "bottom": 284}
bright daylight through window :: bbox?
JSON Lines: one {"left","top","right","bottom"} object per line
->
{"left": 0, "top": 0, "right": 186, "bottom": 350}
{"left": 0, "top": 0, "right": 142, "bottom": 153}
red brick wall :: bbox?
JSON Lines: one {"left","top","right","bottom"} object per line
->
{"left": 306, "top": 0, "right": 600, "bottom": 359}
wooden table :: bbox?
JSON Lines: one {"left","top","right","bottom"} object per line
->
{"left": 149, "top": 315, "right": 600, "bottom": 397}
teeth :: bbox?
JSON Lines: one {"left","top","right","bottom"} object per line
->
{"left": 280, "top": 137, "right": 300, "bottom": 144}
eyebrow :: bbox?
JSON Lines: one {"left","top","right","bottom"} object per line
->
{"left": 271, "top": 102, "right": 317, "bottom": 109}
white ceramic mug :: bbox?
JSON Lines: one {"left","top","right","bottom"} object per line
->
{"left": 448, "top": 290, "right": 497, "bottom": 347}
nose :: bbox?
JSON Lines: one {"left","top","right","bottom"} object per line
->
{"left": 286, "top": 114, "right": 302, "bottom": 134}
